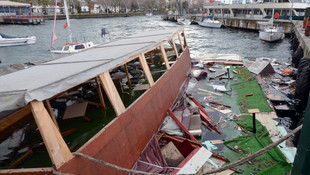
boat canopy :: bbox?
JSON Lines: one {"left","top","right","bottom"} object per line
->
{"left": 0, "top": 28, "right": 183, "bottom": 112}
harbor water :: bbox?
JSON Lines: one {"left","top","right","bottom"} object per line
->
{"left": 0, "top": 15, "right": 293, "bottom": 67}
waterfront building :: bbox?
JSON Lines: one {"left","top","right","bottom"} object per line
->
{"left": 203, "top": 1, "right": 310, "bottom": 20}
{"left": 0, "top": 0, "right": 44, "bottom": 24}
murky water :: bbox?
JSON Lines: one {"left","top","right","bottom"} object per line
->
{"left": 0, "top": 15, "right": 292, "bottom": 67}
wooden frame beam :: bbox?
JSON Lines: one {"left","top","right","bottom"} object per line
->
{"left": 30, "top": 101, "right": 73, "bottom": 169}
{"left": 177, "top": 32, "right": 184, "bottom": 51}
{"left": 182, "top": 31, "right": 187, "bottom": 48}
{"left": 43, "top": 100, "right": 59, "bottom": 131}
{"left": 95, "top": 77, "right": 106, "bottom": 110}
{"left": 123, "top": 64, "right": 132, "bottom": 88}
{"left": 139, "top": 53, "right": 154, "bottom": 87}
{"left": 160, "top": 43, "right": 171, "bottom": 70}
{"left": 171, "top": 37, "right": 179, "bottom": 58}
{"left": 98, "top": 72, "right": 126, "bottom": 116}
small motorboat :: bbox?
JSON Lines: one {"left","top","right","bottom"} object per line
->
{"left": 0, "top": 33, "right": 36, "bottom": 47}
{"left": 49, "top": 41, "right": 96, "bottom": 54}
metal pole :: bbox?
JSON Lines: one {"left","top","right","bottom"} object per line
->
{"left": 252, "top": 113, "right": 256, "bottom": 134}
{"left": 289, "top": 0, "right": 293, "bottom": 21}
{"left": 64, "top": 0, "right": 73, "bottom": 43}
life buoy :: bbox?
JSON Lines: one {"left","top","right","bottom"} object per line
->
{"left": 64, "top": 42, "right": 70, "bottom": 46}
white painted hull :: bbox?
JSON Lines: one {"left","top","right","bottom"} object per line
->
{"left": 198, "top": 19, "right": 222, "bottom": 28}
{"left": 0, "top": 36, "right": 36, "bottom": 47}
{"left": 259, "top": 31, "right": 284, "bottom": 42}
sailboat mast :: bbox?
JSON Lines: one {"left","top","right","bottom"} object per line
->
{"left": 63, "top": 0, "right": 72, "bottom": 43}
{"left": 271, "top": 0, "right": 275, "bottom": 25}
{"left": 180, "top": 0, "right": 182, "bottom": 15}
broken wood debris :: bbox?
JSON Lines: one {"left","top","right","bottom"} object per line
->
{"left": 190, "top": 97, "right": 221, "bottom": 134}
{"left": 198, "top": 88, "right": 223, "bottom": 96}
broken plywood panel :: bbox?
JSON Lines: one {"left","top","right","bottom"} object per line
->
{"left": 248, "top": 59, "right": 275, "bottom": 75}
{"left": 256, "top": 112, "right": 279, "bottom": 141}
{"left": 63, "top": 102, "right": 88, "bottom": 120}
{"left": 177, "top": 147, "right": 212, "bottom": 174}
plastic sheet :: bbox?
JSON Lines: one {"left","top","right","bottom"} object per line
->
{"left": 130, "top": 136, "right": 170, "bottom": 174}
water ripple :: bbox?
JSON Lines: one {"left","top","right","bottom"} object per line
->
{"left": 0, "top": 15, "right": 292, "bottom": 66}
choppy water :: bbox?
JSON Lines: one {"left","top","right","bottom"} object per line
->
{"left": 0, "top": 15, "right": 292, "bottom": 67}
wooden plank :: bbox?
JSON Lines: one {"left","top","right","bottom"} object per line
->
{"left": 8, "top": 150, "right": 33, "bottom": 169}
{"left": 248, "top": 108, "right": 260, "bottom": 114}
{"left": 198, "top": 88, "right": 222, "bottom": 96}
{"left": 0, "top": 105, "right": 32, "bottom": 142}
{"left": 43, "top": 100, "right": 60, "bottom": 131}
{"left": 160, "top": 43, "right": 171, "bottom": 70}
{"left": 132, "top": 84, "right": 150, "bottom": 92}
{"left": 123, "top": 64, "right": 132, "bottom": 88}
{"left": 167, "top": 109, "right": 198, "bottom": 142}
{"left": 178, "top": 32, "right": 184, "bottom": 51}
{"left": 0, "top": 168, "right": 52, "bottom": 174}
{"left": 171, "top": 37, "right": 179, "bottom": 58}
{"left": 30, "top": 101, "right": 73, "bottom": 169}
{"left": 139, "top": 53, "right": 154, "bottom": 87}
{"left": 98, "top": 72, "right": 126, "bottom": 116}
{"left": 95, "top": 77, "right": 106, "bottom": 110}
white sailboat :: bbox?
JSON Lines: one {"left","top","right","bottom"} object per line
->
{"left": 258, "top": 0, "right": 284, "bottom": 42}
{"left": 198, "top": 17, "right": 222, "bottom": 28}
{"left": 177, "top": 0, "right": 191, "bottom": 25}
{"left": 198, "top": 0, "right": 222, "bottom": 28}
{"left": 50, "top": 0, "right": 95, "bottom": 54}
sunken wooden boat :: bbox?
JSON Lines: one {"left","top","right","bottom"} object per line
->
{"left": 0, "top": 28, "right": 210, "bottom": 174}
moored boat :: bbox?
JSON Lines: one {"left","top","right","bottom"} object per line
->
{"left": 0, "top": 28, "right": 203, "bottom": 174}
{"left": 177, "top": 18, "right": 191, "bottom": 25}
{"left": 258, "top": 22, "right": 285, "bottom": 42}
{"left": 49, "top": 0, "right": 96, "bottom": 54}
{"left": 0, "top": 33, "right": 36, "bottom": 47}
{"left": 49, "top": 41, "right": 96, "bottom": 54}
{"left": 198, "top": 17, "right": 222, "bottom": 28}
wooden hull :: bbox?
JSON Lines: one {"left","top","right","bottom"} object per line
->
{"left": 58, "top": 48, "right": 192, "bottom": 174}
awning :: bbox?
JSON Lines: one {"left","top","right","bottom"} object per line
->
{"left": 0, "top": 28, "right": 183, "bottom": 112}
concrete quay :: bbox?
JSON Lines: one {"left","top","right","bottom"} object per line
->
{"left": 293, "top": 21, "right": 310, "bottom": 58}
{"left": 162, "top": 14, "right": 294, "bottom": 34}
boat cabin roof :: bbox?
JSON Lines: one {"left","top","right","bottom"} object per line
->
{"left": 0, "top": 28, "right": 183, "bottom": 112}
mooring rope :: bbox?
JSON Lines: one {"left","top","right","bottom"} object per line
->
{"left": 72, "top": 152, "right": 170, "bottom": 175}
{"left": 52, "top": 124, "right": 302, "bottom": 175}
